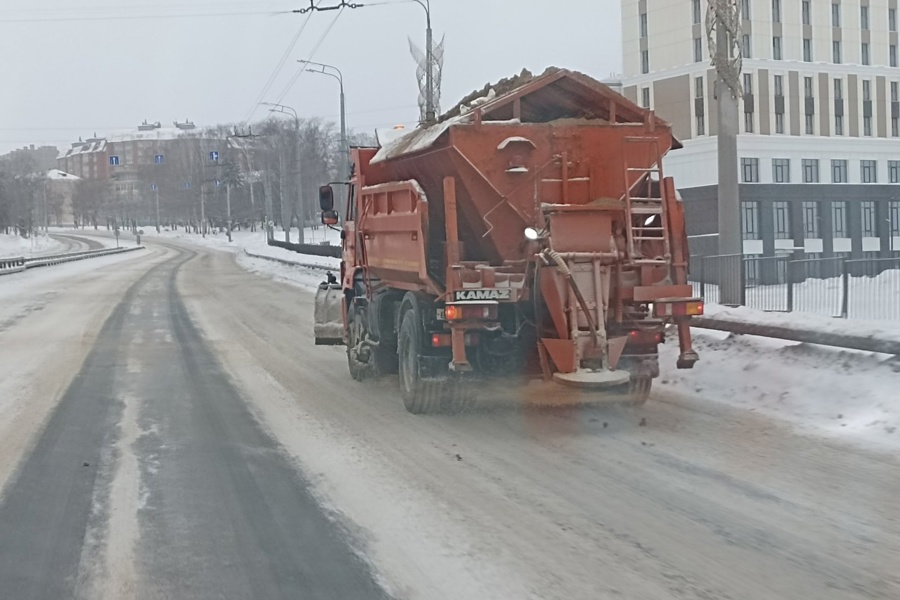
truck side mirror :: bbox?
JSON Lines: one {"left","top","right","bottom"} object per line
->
{"left": 322, "top": 210, "right": 339, "bottom": 226}
{"left": 319, "top": 185, "right": 334, "bottom": 212}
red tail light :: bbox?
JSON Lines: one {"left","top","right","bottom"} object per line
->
{"left": 628, "top": 330, "right": 663, "bottom": 345}
{"left": 430, "top": 333, "right": 479, "bottom": 347}
{"left": 653, "top": 299, "right": 704, "bottom": 318}
{"left": 444, "top": 303, "right": 497, "bottom": 321}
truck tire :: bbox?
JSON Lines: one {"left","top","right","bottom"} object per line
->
{"left": 627, "top": 375, "right": 652, "bottom": 406}
{"left": 398, "top": 309, "right": 439, "bottom": 414}
{"left": 347, "top": 304, "right": 370, "bottom": 381}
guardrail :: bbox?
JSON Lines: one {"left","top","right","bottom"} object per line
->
{"left": 243, "top": 250, "right": 334, "bottom": 272}
{"left": 0, "top": 256, "right": 27, "bottom": 275}
{"left": 0, "top": 246, "right": 144, "bottom": 276}
{"left": 267, "top": 238, "right": 342, "bottom": 258}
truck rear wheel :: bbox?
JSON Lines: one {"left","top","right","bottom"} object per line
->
{"left": 347, "top": 304, "right": 370, "bottom": 381}
{"left": 627, "top": 375, "right": 652, "bottom": 406}
{"left": 398, "top": 310, "right": 439, "bottom": 414}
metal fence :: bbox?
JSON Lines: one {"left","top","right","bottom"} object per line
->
{"left": 690, "top": 254, "right": 900, "bottom": 321}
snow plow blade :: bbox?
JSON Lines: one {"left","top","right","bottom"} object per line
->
{"left": 314, "top": 281, "right": 344, "bottom": 346}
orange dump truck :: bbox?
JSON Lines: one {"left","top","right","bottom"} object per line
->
{"left": 315, "top": 68, "right": 701, "bottom": 413}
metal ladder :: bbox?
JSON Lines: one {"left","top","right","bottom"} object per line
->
{"left": 622, "top": 136, "right": 671, "bottom": 266}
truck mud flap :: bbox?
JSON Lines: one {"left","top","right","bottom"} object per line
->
{"left": 314, "top": 283, "right": 344, "bottom": 345}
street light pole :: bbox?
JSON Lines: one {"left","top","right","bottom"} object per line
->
{"left": 409, "top": 0, "right": 434, "bottom": 122}
{"left": 292, "top": 0, "right": 434, "bottom": 121}
{"left": 303, "top": 60, "right": 350, "bottom": 215}
{"left": 155, "top": 185, "right": 160, "bottom": 233}
{"left": 262, "top": 101, "right": 304, "bottom": 244}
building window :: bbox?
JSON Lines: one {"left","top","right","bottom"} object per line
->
{"left": 742, "top": 202, "right": 760, "bottom": 240}
{"left": 802, "top": 0, "right": 812, "bottom": 25}
{"left": 863, "top": 80, "right": 872, "bottom": 136}
{"left": 774, "top": 74, "right": 783, "bottom": 96}
{"left": 862, "top": 201, "right": 877, "bottom": 237}
{"left": 889, "top": 160, "right": 900, "bottom": 183}
{"left": 743, "top": 72, "right": 753, "bottom": 95}
{"left": 891, "top": 45, "right": 898, "bottom": 68}
{"left": 804, "top": 76, "right": 814, "bottom": 98}
{"left": 694, "top": 37, "right": 703, "bottom": 62}
{"left": 742, "top": 0, "right": 751, "bottom": 20}
{"left": 862, "top": 42, "right": 870, "bottom": 66}
{"left": 832, "top": 3, "right": 841, "bottom": 27}
{"left": 833, "top": 40, "right": 842, "bottom": 63}
{"left": 742, "top": 34, "right": 752, "bottom": 58}
{"left": 775, "top": 112, "right": 785, "bottom": 134}
{"left": 773, "top": 36, "right": 783, "bottom": 60}
{"left": 641, "top": 50, "right": 649, "bottom": 74}
{"left": 834, "top": 78, "right": 844, "bottom": 134}
{"left": 773, "top": 158, "right": 791, "bottom": 183}
{"left": 803, "top": 159, "right": 820, "bottom": 182}
{"left": 891, "top": 8, "right": 898, "bottom": 33}
{"left": 832, "top": 159, "right": 849, "bottom": 183}
{"left": 774, "top": 201, "right": 791, "bottom": 239}
{"left": 889, "top": 200, "right": 900, "bottom": 239}
{"left": 695, "top": 76, "right": 705, "bottom": 135}
{"left": 861, "top": 160, "right": 878, "bottom": 183}
{"left": 832, "top": 202, "right": 848, "bottom": 238}
{"left": 692, "top": 0, "right": 702, "bottom": 25}
{"left": 742, "top": 158, "right": 760, "bottom": 182}
{"left": 893, "top": 82, "right": 899, "bottom": 136}
{"left": 803, "top": 38, "right": 813, "bottom": 62}
{"left": 861, "top": 5, "right": 870, "bottom": 30}
{"left": 640, "top": 12, "right": 648, "bottom": 38}
{"left": 805, "top": 114, "right": 815, "bottom": 134}
{"left": 641, "top": 86, "right": 650, "bottom": 108}
{"left": 803, "top": 202, "right": 820, "bottom": 238}
{"left": 745, "top": 112, "right": 754, "bottom": 133}
{"left": 772, "top": 0, "right": 782, "bottom": 23}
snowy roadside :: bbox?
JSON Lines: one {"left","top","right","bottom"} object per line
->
{"left": 0, "top": 233, "right": 65, "bottom": 258}
{"left": 659, "top": 328, "right": 900, "bottom": 452}
{"left": 701, "top": 303, "right": 900, "bottom": 344}
{"left": 139, "top": 227, "right": 341, "bottom": 290}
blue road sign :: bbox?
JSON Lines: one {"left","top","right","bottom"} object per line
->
{"left": 154, "top": 154, "right": 165, "bottom": 164}
{"left": 215, "top": 179, "right": 221, "bottom": 187}
{"left": 183, "top": 182, "right": 191, "bottom": 190}
{"left": 209, "top": 151, "right": 219, "bottom": 162}
{"left": 150, "top": 183, "right": 158, "bottom": 191}
{"left": 109, "top": 156, "right": 120, "bottom": 166}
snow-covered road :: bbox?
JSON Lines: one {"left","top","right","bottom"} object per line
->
{"left": 0, "top": 237, "right": 897, "bottom": 599}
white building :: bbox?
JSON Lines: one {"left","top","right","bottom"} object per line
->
{"left": 620, "top": 0, "right": 900, "bottom": 260}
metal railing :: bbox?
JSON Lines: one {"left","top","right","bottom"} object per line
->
{"left": 0, "top": 246, "right": 144, "bottom": 277}
{"left": 690, "top": 254, "right": 900, "bottom": 321}
{"left": 268, "top": 238, "right": 342, "bottom": 258}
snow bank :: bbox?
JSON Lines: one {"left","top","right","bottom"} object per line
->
{"left": 660, "top": 329, "right": 900, "bottom": 452}
{"left": 702, "top": 303, "right": 900, "bottom": 344}
{"left": 0, "top": 233, "right": 64, "bottom": 259}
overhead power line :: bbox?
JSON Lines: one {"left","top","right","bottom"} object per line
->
{"left": 242, "top": 2, "right": 321, "bottom": 124}
{"left": 272, "top": 6, "right": 344, "bottom": 106}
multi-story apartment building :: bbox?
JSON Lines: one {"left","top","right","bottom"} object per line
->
{"left": 621, "top": 0, "right": 900, "bottom": 259}
{"left": 0, "top": 145, "right": 60, "bottom": 172}
{"left": 57, "top": 120, "right": 207, "bottom": 203}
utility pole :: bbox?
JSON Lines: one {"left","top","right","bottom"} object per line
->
{"left": 226, "top": 181, "right": 232, "bottom": 242}
{"left": 154, "top": 184, "right": 161, "bottom": 233}
{"left": 707, "top": 0, "right": 743, "bottom": 304}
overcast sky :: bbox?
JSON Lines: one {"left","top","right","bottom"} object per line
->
{"left": 0, "top": 0, "right": 622, "bottom": 155}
